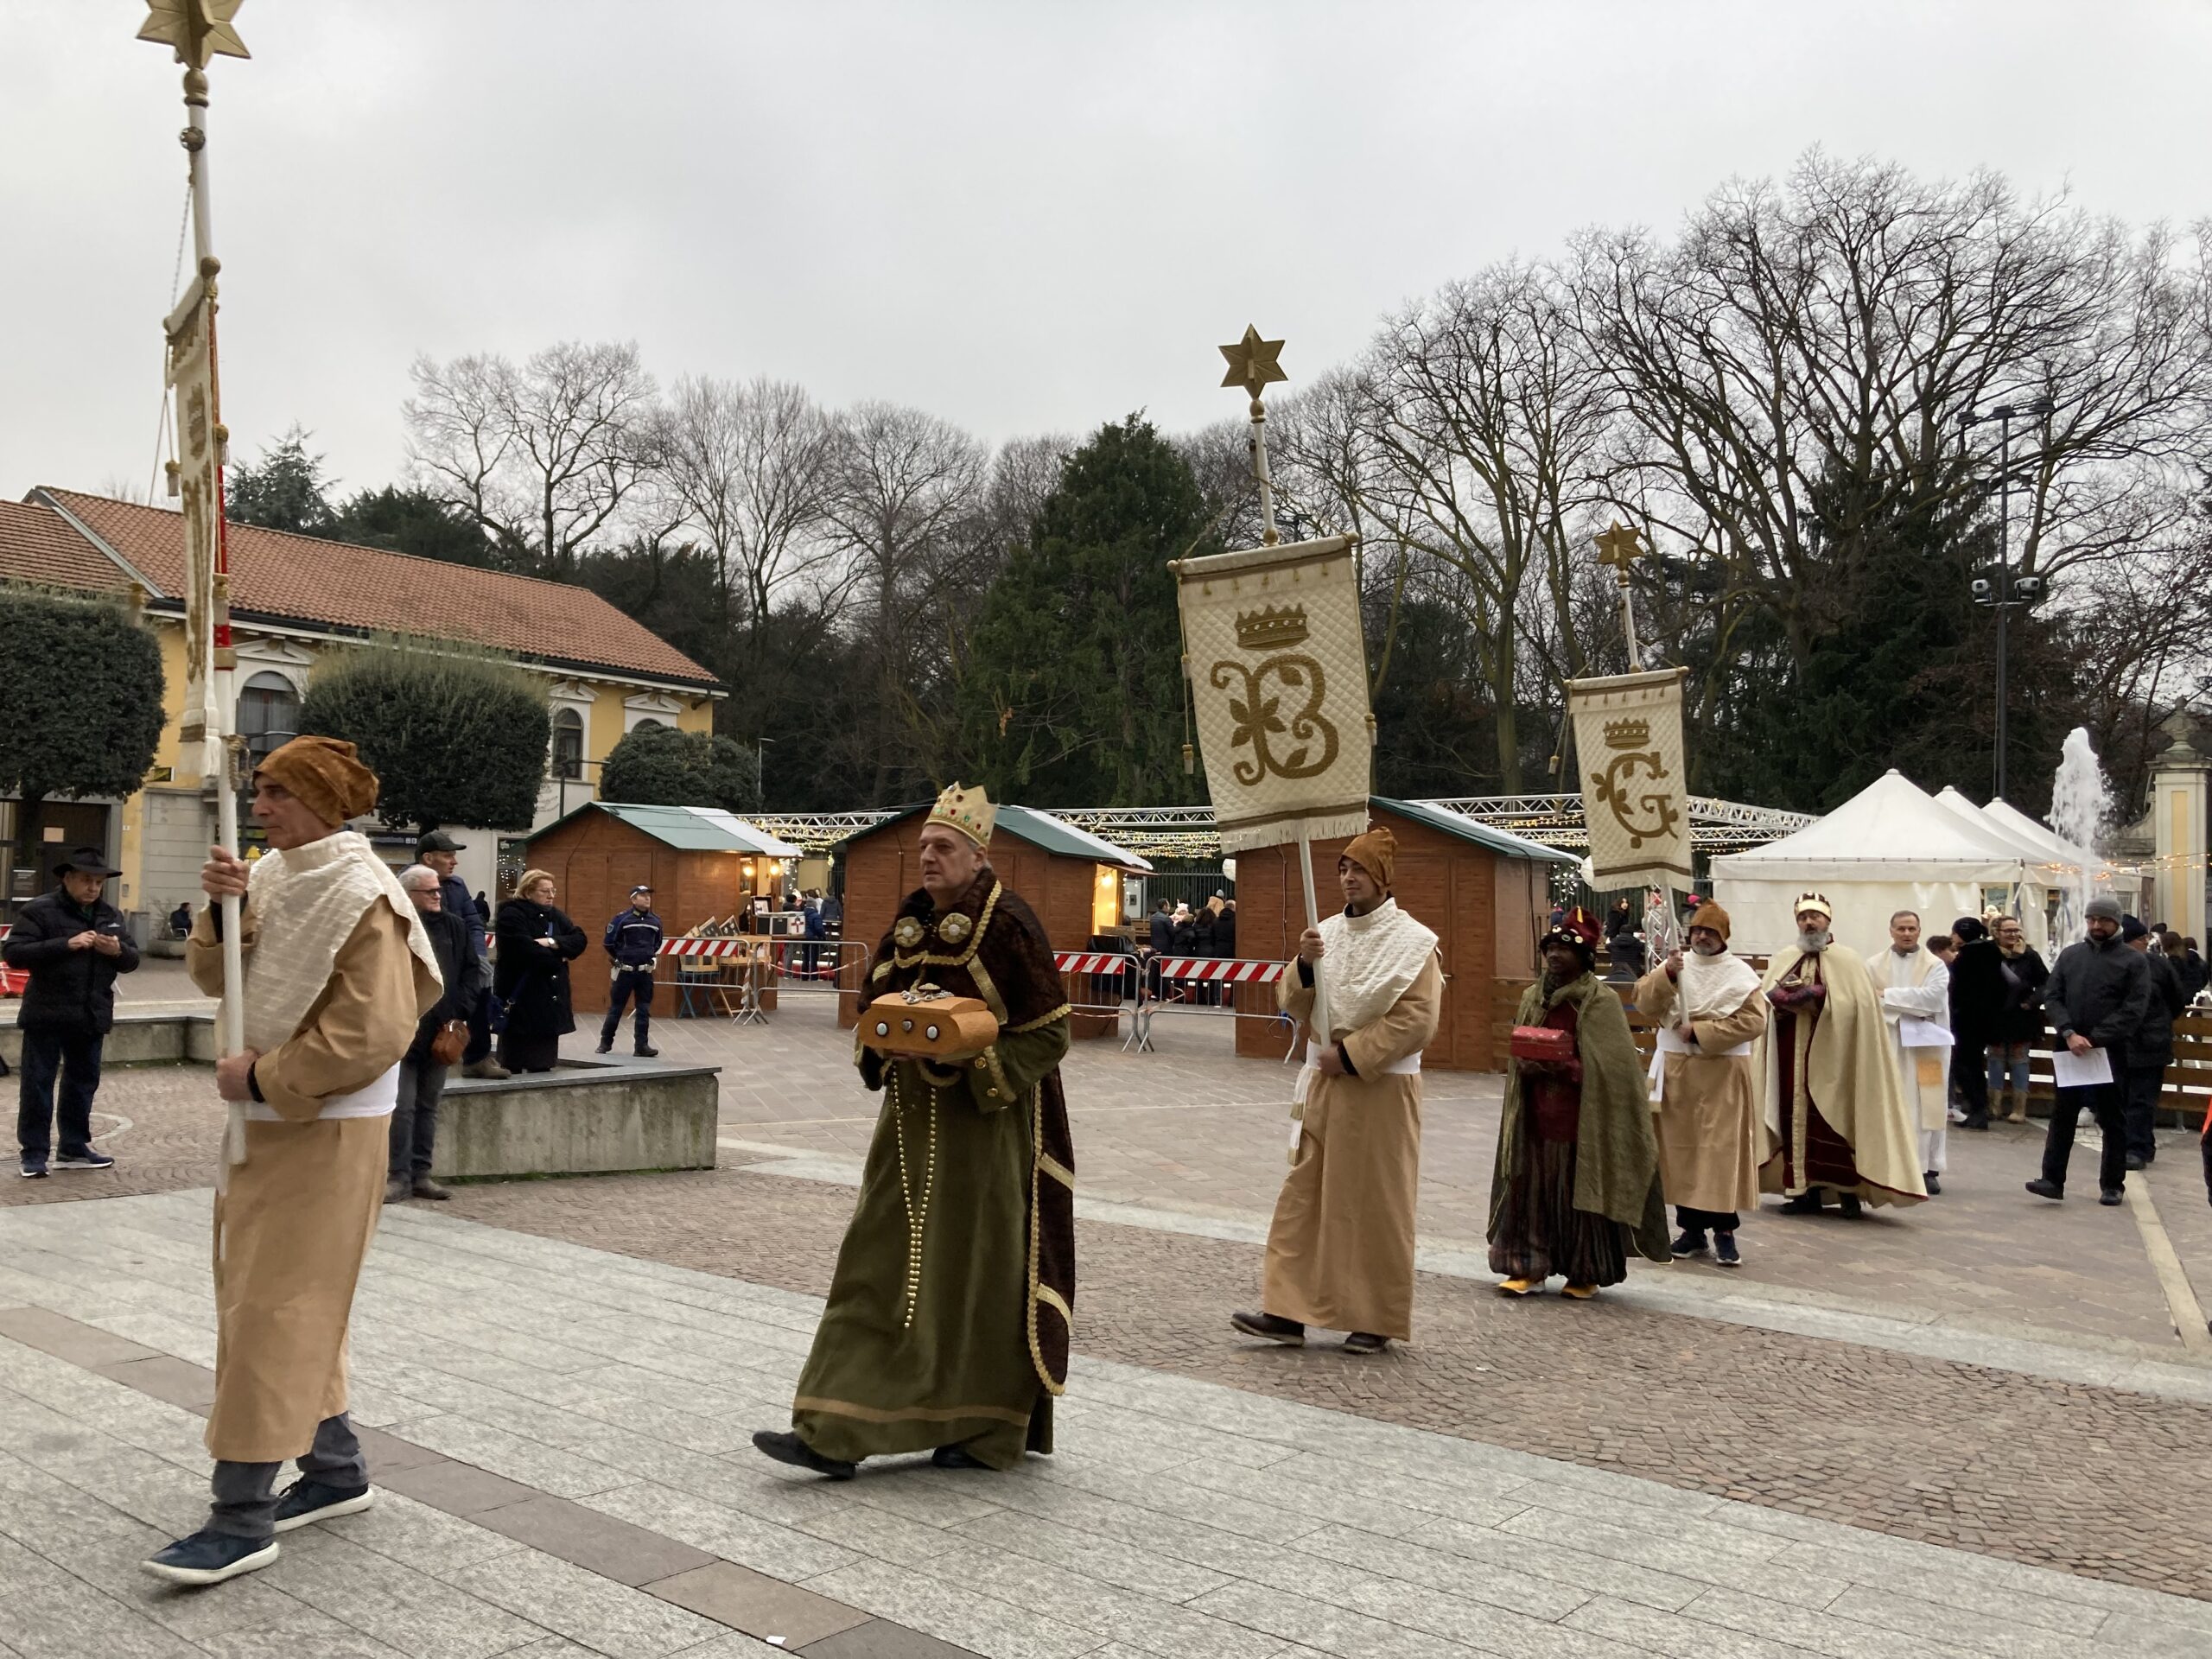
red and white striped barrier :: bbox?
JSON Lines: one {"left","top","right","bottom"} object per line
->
{"left": 1052, "top": 951, "right": 1131, "bottom": 976}
{"left": 1149, "top": 956, "right": 1286, "bottom": 984}
{"left": 0, "top": 925, "right": 19, "bottom": 998}
{"left": 659, "top": 938, "right": 756, "bottom": 959}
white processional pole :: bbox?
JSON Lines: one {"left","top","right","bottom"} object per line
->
{"left": 143, "top": 3, "right": 251, "bottom": 1057}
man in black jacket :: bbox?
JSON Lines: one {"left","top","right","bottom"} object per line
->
{"left": 1947, "top": 917, "right": 2006, "bottom": 1131}
{"left": 2120, "top": 917, "right": 2188, "bottom": 1171}
{"left": 2027, "top": 897, "right": 2153, "bottom": 1206}
{"left": 6, "top": 847, "right": 139, "bottom": 1179}
{"left": 597, "top": 886, "right": 663, "bottom": 1058}
{"left": 388, "top": 865, "right": 478, "bottom": 1204}
{"left": 417, "top": 831, "right": 507, "bottom": 1081}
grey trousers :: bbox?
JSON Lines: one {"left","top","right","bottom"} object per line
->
{"left": 208, "top": 1413, "right": 366, "bottom": 1540}
{"left": 390, "top": 1059, "right": 448, "bottom": 1179}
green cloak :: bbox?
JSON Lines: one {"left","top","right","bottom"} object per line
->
{"left": 1489, "top": 971, "right": 1670, "bottom": 1262}
{"left": 789, "top": 867, "right": 1075, "bottom": 1470}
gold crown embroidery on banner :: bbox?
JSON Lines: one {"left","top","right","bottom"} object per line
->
{"left": 926, "top": 781, "right": 996, "bottom": 848}
{"left": 1603, "top": 717, "right": 1650, "bottom": 750}
{"left": 1235, "top": 603, "right": 1310, "bottom": 651}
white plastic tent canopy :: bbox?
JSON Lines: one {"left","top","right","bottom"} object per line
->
{"left": 1710, "top": 772, "right": 2043, "bottom": 957}
{"left": 1980, "top": 795, "right": 2144, "bottom": 915}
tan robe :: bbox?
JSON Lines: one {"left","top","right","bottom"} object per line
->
{"left": 1634, "top": 965, "right": 1767, "bottom": 1213}
{"left": 1262, "top": 954, "right": 1442, "bottom": 1340}
{"left": 188, "top": 901, "right": 435, "bottom": 1461}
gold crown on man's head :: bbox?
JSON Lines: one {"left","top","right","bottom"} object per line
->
{"left": 926, "top": 781, "right": 996, "bottom": 849}
{"left": 1603, "top": 717, "right": 1650, "bottom": 750}
{"left": 1235, "top": 603, "right": 1309, "bottom": 651}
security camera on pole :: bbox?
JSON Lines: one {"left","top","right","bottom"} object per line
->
{"left": 139, "top": 1, "right": 250, "bottom": 1064}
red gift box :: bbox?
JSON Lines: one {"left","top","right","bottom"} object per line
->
{"left": 1510, "top": 1025, "right": 1576, "bottom": 1065}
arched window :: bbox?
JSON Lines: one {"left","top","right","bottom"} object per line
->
{"left": 237, "top": 672, "right": 301, "bottom": 766}
{"left": 551, "top": 709, "right": 584, "bottom": 780}
{"left": 631, "top": 716, "right": 666, "bottom": 732}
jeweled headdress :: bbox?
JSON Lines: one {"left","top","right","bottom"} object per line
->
{"left": 926, "top": 781, "right": 996, "bottom": 849}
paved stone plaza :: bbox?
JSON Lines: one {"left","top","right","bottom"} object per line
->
{"left": 3, "top": 972, "right": 2211, "bottom": 1656}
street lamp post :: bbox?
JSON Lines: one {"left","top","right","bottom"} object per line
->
{"left": 1958, "top": 397, "right": 2054, "bottom": 800}
{"left": 754, "top": 738, "right": 773, "bottom": 810}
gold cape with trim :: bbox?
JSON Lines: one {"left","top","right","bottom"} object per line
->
{"left": 788, "top": 867, "right": 1075, "bottom": 1469}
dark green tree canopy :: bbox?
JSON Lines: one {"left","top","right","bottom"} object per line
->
{"left": 955, "top": 415, "right": 1214, "bottom": 805}
{"left": 600, "top": 723, "right": 761, "bottom": 813}
{"left": 0, "top": 590, "right": 165, "bottom": 805}
{"left": 299, "top": 643, "right": 550, "bottom": 831}
{"left": 226, "top": 425, "right": 338, "bottom": 537}
{"left": 334, "top": 486, "right": 498, "bottom": 568}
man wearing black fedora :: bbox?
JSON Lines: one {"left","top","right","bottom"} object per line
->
{"left": 4, "top": 845, "right": 139, "bottom": 1179}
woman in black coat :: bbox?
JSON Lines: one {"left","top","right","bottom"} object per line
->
{"left": 1986, "top": 915, "right": 2050, "bottom": 1123}
{"left": 493, "top": 869, "right": 588, "bottom": 1074}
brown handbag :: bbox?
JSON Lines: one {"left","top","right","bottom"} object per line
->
{"left": 861, "top": 988, "right": 999, "bottom": 1059}
{"left": 429, "top": 1020, "right": 469, "bottom": 1066}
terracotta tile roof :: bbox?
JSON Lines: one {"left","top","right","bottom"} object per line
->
{"left": 0, "top": 499, "right": 134, "bottom": 594}
{"left": 22, "top": 488, "right": 721, "bottom": 691}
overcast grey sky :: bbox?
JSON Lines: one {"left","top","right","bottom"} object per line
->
{"left": 3, "top": 1, "right": 2208, "bottom": 505}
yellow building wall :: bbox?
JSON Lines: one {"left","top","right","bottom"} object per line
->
{"left": 676, "top": 699, "right": 714, "bottom": 735}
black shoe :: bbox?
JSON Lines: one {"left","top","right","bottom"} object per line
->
{"left": 383, "top": 1177, "right": 410, "bottom": 1204}
{"left": 2100, "top": 1187, "right": 2124, "bottom": 1206}
{"left": 594, "top": 1039, "right": 613, "bottom": 1055}
{"left": 1924, "top": 1172, "right": 1942, "bottom": 1196}
{"left": 752, "top": 1429, "right": 855, "bottom": 1480}
{"left": 1961, "top": 1112, "right": 1992, "bottom": 1131}
{"left": 2024, "top": 1178, "right": 2064, "bottom": 1202}
{"left": 1779, "top": 1192, "right": 1825, "bottom": 1215}
{"left": 1713, "top": 1233, "right": 1741, "bottom": 1268}
{"left": 1230, "top": 1309, "right": 1306, "bottom": 1345}
{"left": 411, "top": 1177, "right": 452, "bottom": 1201}
{"left": 273, "top": 1478, "right": 374, "bottom": 1534}
{"left": 51, "top": 1149, "right": 115, "bottom": 1171}
{"left": 931, "top": 1444, "right": 992, "bottom": 1470}
{"left": 142, "top": 1528, "right": 279, "bottom": 1586}
{"left": 2124, "top": 1153, "right": 2146, "bottom": 1172}
{"left": 633, "top": 1045, "right": 659, "bottom": 1058}
{"left": 1838, "top": 1194, "right": 1864, "bottom": 1217}
{"left": 1342, "top": 1332, "right": 1390, "bottom": 1355}
{"left": 18, "top": 1157, "right": 47, "bottom": 1180}
{"left": 1669, "top": 1230, "right": 1710, "bottom": 1258}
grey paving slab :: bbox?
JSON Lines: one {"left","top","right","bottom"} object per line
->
{"left": 1027, "top": 1457, "right": 1325, "bottom": 1544}
{"left": 950, "top": 1508, "right": 1230, "bottom": 1604}
{"left": 0, "top": 1508, "right": 199, "bottom": 1659}
{"left": 800, "top": 1558, "right": 1106, "bottom": 1659}
{"left": 1288, "top": 1522, "right": 1589, "bottom": 1623}
{"left": 322, "top": 1489, "right": 531, "bottom": 1574}
{"left": 1185, "top": 1580, "right": 1487, "bottom": 1659}
{"left": 1676, "top": 1586, "right": 1986, "bottom": 1659}
{"left": 256, "top": 1527, "right": 543, "bottom": 1659}
{"left": 1403, "top": 1516, "right": 1707, "bottom": 1613}
{"left": 582, "top": 1480, "right": 861, "bottom": 1582}
{"left": 383, "top": 1412, "right": 639, "bottom": 1498}
{"left": 0, "top": 1304, "right": 159, "bottom": 1366}
{"left": 1560, "top": 1596, "right": 1801, "bottom": 1659}
{"left": 442, "top": 1547, "right": 729, "bottom": 1659}
{"left": 1342, "top": 1575, "right": 1648, "bottom": 1659}
{"left": 1825, "top": 1584, "right": 2098, "bottom": 1659}
{"left": 97, "top": 1352, "right": 217, "bottom": 1411}
{"left": 797, "top": 1621, "right": 985, "bottom": 1659}
{"left": 378, "top": 1456, "right": 548, "bottom": 1517}
{"left": 354, "top": 1421, "right": 455, "bottom": 1473}
{"left": 644, "top": 1559, "right": 873, "bottom": 1645}
{"left": 2094, "top": 1611, "right": 2212, "bottom": 1656}
{"left": 1497, "top": 1504, "right": 1852, "bottom": 1608}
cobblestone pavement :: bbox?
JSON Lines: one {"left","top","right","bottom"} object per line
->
{"left": 7, "top": 1189, "right": 2212, "bottom": 1659}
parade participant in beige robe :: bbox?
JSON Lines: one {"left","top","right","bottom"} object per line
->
{"left": 1866, "top": 912, "right": 1953, "bottom": 1194}
{"left": 1232, "top": 827, "right": 1440, "bottom": 1355}
{"left": 146, "top": 737, "right": 442, "bottom": 1587}
{"left": 1755, "top": 893, "right": 1926, "bottom": 1216}
{"left": 1633, "top": 901, "right": 1765, "bottom": 1264}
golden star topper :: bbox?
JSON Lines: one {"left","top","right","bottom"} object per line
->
{"left": 1593, "top": 520, "right": 1646, "bottom": 573}
{"left": 1218, "top": 325, "right": 1287, "bottom": 398}
{"left": 137, "top": 0, "right": 250, "bottom": 68}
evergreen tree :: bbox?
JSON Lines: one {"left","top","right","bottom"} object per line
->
{"left": 334, "top": 486, "right": 498, "bottom": 568}
{"left": 956, "top": 416, "right": 1212, "bottom": 805}
{"left": 0, "top": 591, "right": 165, "bottom": 861}
{"left": 600, "top": 724, "right": 761, "bottom": 813}
{"left": 226, "top": 425, "right": 337, "bottom": 537}
{"left": 299, "top": 643, "right": 550, "bottom": 830}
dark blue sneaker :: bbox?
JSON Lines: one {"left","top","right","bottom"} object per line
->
{"left": 52, "top": 1149, "right": 114, "bottom": 1172}
{"left": 142, "top": 1528, "right": 279, "bottom": 1586}
{"left": 18, "top": 1157, "right": 46, "bottom": 1180}
{"left": 273, "top": 1477, "right": 373, "bottom": 1533}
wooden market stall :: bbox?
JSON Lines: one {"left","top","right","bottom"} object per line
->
{"left": 1224, "top": 796, "right": 1576, "bottom": 1071}
{"left": 520, "top": 802, "right": 801, "bottom": 1016}
{"left": 835, "top": 802, "right": 1152, "bottom": 1039}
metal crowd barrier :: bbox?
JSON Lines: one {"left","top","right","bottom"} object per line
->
{"left": 653, "top": 936, "right": 871, "bottom": 1026}
{"left": 1052, "top": 947, "right": 1292, "bottom": 1054}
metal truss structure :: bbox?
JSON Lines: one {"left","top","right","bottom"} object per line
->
{"left": 751, "top": 795, "right": 1813, "bottom": 859}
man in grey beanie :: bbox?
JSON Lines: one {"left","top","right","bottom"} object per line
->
{"left": 2026, "top": 896, "right": 2153, "bottom": 1205}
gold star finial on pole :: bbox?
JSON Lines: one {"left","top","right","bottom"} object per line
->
{"left": 137, "top": 0, "right": 250, "bottom": 68}
{"left": 1218, "top": 326, "right": 1289, "bottom": 544}
{"left": 1592, "top": 521, "right": 1649, "bottom": 669}
{"left": 1218, "top": 325, "right": 1287, "bottom": 399}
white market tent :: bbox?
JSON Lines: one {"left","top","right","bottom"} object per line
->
{"left": 1710, "top": 772, "right": 2047, "bottom": 957}
{"left": 1979, "top": 795, "right": 2144, "bottom": 919}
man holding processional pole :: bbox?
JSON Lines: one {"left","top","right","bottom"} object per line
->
{"left": 1177, "top": 331, "right": 1433, "bottom": 1356}
{"left": 125, "top": 5, "right": 446, "bottom": 1589}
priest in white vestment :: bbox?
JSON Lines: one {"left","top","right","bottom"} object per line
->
{"left": 1866, "top": 910, "right": 1954, "bottom": 1194}
{"left": 1232, "top": 827, "right": 1441, "bottom": 1356}
{"left": 145, "top": 738, "right": 442, "bottom": 1587}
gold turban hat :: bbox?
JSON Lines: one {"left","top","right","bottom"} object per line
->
{"left": 255, "top": 735, "right": 378, "bottom": 827}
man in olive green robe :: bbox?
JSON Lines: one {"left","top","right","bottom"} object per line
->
{"left": 754, "top": 784, "right": 1075, "bottom": 1478}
